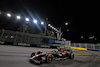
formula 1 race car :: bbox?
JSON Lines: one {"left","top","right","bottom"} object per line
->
{"left": 30, "top": 48, "right": 74, "bottom": 64}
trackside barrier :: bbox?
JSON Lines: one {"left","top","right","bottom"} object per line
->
{"left": 50, "top": 46, "right": 56, "bottom": 48}
{"left": 40, "top": 45, "right": 50, "bottom": 48}
{"left": 4, "top": 42, "right": 13, "bottom": 45}
{"left": 30, "top": 44, "right": 37, "bottom": 47}
{"left": 18, "top": 43, "right": 30, "bottom": 46}
{"left": 13, "top": 42, "right": 18, "bottom": 45}
{"left": 77, "top": 47, "right": 87, "bottom": 50}
{"left": 0, "top": 42, "right": 88, "bottom": 51}
{"left": 65, "top": 46, "right": 70, "bottom": 48}
{"left": 70, "top": 47, "right": 87, "bottom": 50}
{"left": 0, "top": 41, "right": 88, "bottom": 51}
{"left": 72, "top": 43, "right": 100, "bottom": 51}
{"left": 0, "top": 41, "right": 4, "bottom": 44}
{"left": 56, "top": 46, "right": 60, "bottom": 49}
{"left": 60, "top": 46, "right": 65, "bottom": 48}
{"left": 37, "top": 45, "right": 40, "bottom": 47}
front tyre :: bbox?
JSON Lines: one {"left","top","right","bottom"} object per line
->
{"left": 30, "top": 52, "right": 35, "bottom": 57}
{"left": 46, "top": 54, "right": 54, "bottom": 63}
{"left": 69, "top": 53, "right": 74, "bottom": 59}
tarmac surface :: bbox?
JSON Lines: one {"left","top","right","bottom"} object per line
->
{"left": 0, "top": 45, "right": 100, "bottom": 67}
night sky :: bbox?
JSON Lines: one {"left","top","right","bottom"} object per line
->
{"left": 0, "top": 0, "right": 100, "bottom": 43}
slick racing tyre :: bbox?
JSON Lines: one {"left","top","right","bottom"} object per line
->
{"left": 30, "top": 52, "right": 35, "bottom": 57}
{"left": 46, "top": 54, "right": 54, "bottom": 63}
{"left": 69, "top": 53, "right": 74, "bottom": 59}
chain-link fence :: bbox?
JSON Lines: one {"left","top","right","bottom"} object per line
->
{"left": 0, "top": 29, "right": 56, "bottom": 45}
{"left": 0, "top": 29, "right": 100, "bottom": 50}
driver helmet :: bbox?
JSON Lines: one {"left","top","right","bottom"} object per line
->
{"left": 58, "top": 48, "right": 61, "bottom": 51}
{"left": 54, "top": 49, "right": 58, "bottom": 52}
{"left": 37, "top": 50, "right": 43, "bottom": 54}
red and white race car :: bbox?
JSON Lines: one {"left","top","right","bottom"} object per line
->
{"left": 30, "top": 48, "right": 74, "bottom": 64}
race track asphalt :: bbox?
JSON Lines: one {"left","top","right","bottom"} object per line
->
{"left": 0, "top": 45, "right": 100, "bottom": 67}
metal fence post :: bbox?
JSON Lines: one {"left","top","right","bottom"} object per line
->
{"left": 28, "top": 34, "right": 30, "bottom": 43}
{"left": 21, "top": 31, "right": 24, "bottom": 43}
{"left": 74, "top": 43, "right": 76, "bottom": 47}
{"left": 92, "top": 44, "right": 95, "bottom": 50}
{"left": 99, "top": 45, "right": 100, "bottom": 50}
{"left": 0, "top": 29, "right": 5, "bottom": 40}
{"left": 85, "top": 43, "right": 87, "bottom": 48}
{"left": 14, "top": 31, "right": 18, "bottom": 42}
{"left": 79, "top": 43, "right": 81, "bottom": 47}
{"left": 69, "top": 42, "right": 71, "bottom": 47}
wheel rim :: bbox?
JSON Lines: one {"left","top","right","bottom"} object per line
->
{"left": 47, "top": 54, "right": 54, "bottom": 63}
{"left": 71, "top": 54, "right": 74, "bottom": 59}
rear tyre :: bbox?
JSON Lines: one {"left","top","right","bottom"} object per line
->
{"left": 30, "top": 52, "right": 35, "bottom": 57}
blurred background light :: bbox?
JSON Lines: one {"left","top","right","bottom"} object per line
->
{"left": 65, "top": 22, "right": 68, "bottom": 25}
{"left": 33, "top": 20, "right": 37, "bottom": 23}
{"left": 48, "top": 24, "right": 51, "bottom": 26}
{"left": 16, "top": 16, "right": 21, "bottom": 19}
{"left": 7, "top": 13, "right": 11, "bottom": 17}
{"left": 41, "top": 22, "right": 44, "bottom": 25}
{"left": 25, "top": 18, "right": 29, "bottom": 21}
